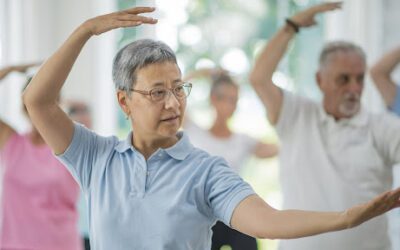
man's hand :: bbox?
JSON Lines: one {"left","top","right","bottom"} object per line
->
{"left": 291, "top": 2, "right": 342, "bottom": 28}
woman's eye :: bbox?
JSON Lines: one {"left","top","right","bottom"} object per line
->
{"left": 175, "top": 86, "right": 184, "bottom": 93}
{"left": 153, "top": 89, "right": 166, "bottom": 97}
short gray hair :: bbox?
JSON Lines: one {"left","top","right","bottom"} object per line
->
{"left": 112, "top": 39, "right": 177, "bottom": 92}
{"left": 319, "top": 41, "right": 366, "bottom": 69}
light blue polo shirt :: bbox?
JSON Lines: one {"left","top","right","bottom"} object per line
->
{"left": 57, "top": 123, "right": 254, "bottom": 250}
{"left": 391, "top": 85, "right": 400, "bottom": 115}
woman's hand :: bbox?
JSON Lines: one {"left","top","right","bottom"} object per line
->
{"left": 82, "top": 7, "right": 158, "bottom": 36}
{"left": 343, "top": 187, "right": 400, "bottom": 228}
{"left": 290, "top": 2, "right": 342, "bottom": 27}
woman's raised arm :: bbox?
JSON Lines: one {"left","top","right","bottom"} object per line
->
{"left": 23, "top": 7, "right": 157, "bottom": 154}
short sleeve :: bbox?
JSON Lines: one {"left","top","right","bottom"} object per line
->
{"left": 275, "top": 90, "right": 317, "bottom": 140}
{"left": 204, "top": 157, "right": 255, "bottom": 226}
{"left": 56, "top": 123, "right": 117, "bottom": 191}
{"left": 390, "top": 85, "right": 400, "bottom": 116}
{"left": 371, "top": 112, "right": 400, "bottom": 166}
{"left": 275, "top": 91, "right": 303, "bottom": 139}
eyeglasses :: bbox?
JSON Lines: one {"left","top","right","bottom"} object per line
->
{"left": 129, "top": 82, "right": 192, "bottom": 102}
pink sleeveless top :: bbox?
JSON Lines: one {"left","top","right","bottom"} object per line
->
{"left": 0, "top": 133, "right": 82, "bottom": 250}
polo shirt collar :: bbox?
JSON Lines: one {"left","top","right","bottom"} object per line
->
{"left": 114, "top": 131, "right": 193, "bottom": 160}
{"left": 164, "top": 132, "right": 193, "bottom": 160}
{"left": 318, "top": 105, "right": 368, "bottom": 127}
{"left": 114, "top": 132, "right": 133, "bottom": 153}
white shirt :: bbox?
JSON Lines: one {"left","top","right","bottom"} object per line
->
{"left": 184, "top": 120, "right": 257, "bottom": 173}
{"left": 277, "top": 91, "right": 400, "bottom": 250}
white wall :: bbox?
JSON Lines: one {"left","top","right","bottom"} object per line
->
{"left": 0, "top": 0, "right": 117, "bottom": 135}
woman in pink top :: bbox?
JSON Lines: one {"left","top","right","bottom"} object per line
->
{"left": 0, "top": 65, "right": 82, "bottom": 250}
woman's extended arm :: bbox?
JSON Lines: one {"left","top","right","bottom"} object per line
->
{"left": 23, "top": 7, "right": 157, "bottom": 154}
{"left": 231, "top": 188, "right": 400, "bottom": 239}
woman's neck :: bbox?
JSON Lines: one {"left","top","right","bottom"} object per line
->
{"left": 132, "top": 134, "right": 178, "bottom": 160}
{"left": 209, "top": 117, "right": 231, "bottom": 138}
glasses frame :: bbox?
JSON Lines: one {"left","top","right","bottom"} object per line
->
{"left": 129, "top": 82, "right": 192, "bottom": 102}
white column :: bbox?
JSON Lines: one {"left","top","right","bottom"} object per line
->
{"left": 90, "top": 0, "right": 118, "bottom": 136}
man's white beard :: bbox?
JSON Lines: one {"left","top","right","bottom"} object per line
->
{"left": 339, "top": 93, "right": 360, "bottom": 117}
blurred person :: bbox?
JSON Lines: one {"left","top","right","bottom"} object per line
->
{"left": 0, "top": 65, "right": 82, "bottom": 250}
{"left": 184, "top": 68, "right": 278, "bottom": 250}
{"left": 22, "top": 5, "right": 400, "bottom": 250}
{"left": 370, "top": 46, "right": 400, "bottom": 250}
{"left": 370, "top": 45, "right": 400, "bottom": 115}
{"left": 250, "top": 2, "right": 400, "bottom": 250}
{"left": 65, "top": 100, "right": 92, "bottom": 250}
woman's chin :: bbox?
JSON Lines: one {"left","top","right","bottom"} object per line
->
{"left": 158, "top": 127, "right": 179, "bottom": 138}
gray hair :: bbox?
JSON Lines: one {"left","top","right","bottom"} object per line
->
{"left": 319, "top": 41, "right": 366, "bottom": 69}
{"left": 112, "top": 39, "right": 177, "bottom": 92}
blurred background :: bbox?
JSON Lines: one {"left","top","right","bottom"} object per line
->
{"left": 0, "top": 0, "right": 399, "bottom": 249}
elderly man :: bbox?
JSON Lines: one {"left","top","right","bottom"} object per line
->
{"left": 370, "top": 46, "right": 400, "bottom": 250}
{"left": 250, "top": 3, "right": 400, "bottom": 250}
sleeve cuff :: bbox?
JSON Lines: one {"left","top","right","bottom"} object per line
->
{"left": 222, "top": 187, "right": 255, "bottom": 227}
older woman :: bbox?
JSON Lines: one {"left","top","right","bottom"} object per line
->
{"left": 0, "top": 65, "right": 82, "bottom": 250}
{"left": 23, "top": 4, "right": 400, "bottom": 250}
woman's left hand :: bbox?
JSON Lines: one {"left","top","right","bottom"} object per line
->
{"left": 344, "top": 187, "right": 400, "bottom": 228}
{"left": 83, "top": 6, "right": 158, "bottom": 36}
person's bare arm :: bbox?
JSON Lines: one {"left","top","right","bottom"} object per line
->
{"left": 249, "top": 2, "right": 342, "bottom": 125}
{"left": 23, "top": 7, "right": 157, "bottom": 154}
{"left": 370, "top": 46, "right": 400, "bottom": 107}
{"left": 183, "top": 68, "right": 227, "bottom": 82}
{"left": 0, "top": 63, "right": 41, "bottom": 80}
{"left": 253, "top": 142, "right": 278, "bottom": 158}
{"left": 0, "top": 66, "right": 14, "bottom": 80}
{"left": 0, "top": 121, "right": 15, "bottom": 149}
{"left": 0, "top": 63, "right": 41, "bottom": 149}
{"left": 231, "top": 188, "right": 400, "bottom": 239}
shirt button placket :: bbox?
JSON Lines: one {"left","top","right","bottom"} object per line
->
{"left": 131, "top": 153, "right": 147, "bottom": 198}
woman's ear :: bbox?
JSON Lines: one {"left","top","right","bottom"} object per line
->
{"left": 117, "top": 90, "right": 131, "bottom": 116}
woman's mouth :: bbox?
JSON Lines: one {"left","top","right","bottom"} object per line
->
{"left": 161, "top": 116, "right": 179, "bottom": 123}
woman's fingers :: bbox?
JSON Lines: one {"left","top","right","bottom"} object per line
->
{"left": 121, "top": 6, "right": 156, "bottom": 15}
{"left": 88, "top": 7, "right": 157, "bottom": 35}
{"left": 117, "top": 14, "right": 157, "bottom": 24}
{"left": 369, "top": 188, "right": 400, "bottom": 214}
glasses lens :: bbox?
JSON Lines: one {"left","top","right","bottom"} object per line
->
{"left": 150, "top": 88, "right": 167, "bottom": 102}
{"left": 174, "top": 83, "right": 192, "bottom": 99}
